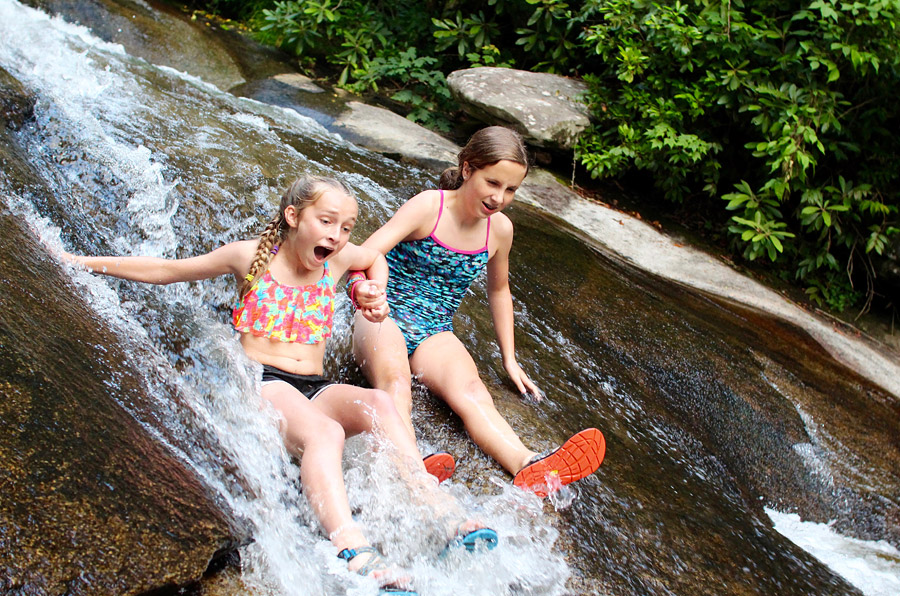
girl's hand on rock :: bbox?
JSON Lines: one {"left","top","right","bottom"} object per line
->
{"left": 505, "top": 360, "right": 543, "bottom": 403}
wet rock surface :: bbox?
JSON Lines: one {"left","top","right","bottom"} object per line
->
{"left": 0, "top": 65, "right": 34, "bottom": 130}
{"left": 0, "top": 133, "right": 244, "bottom": 593}
{"left": 332, "top": 101, "right": 460, "bottom": 169}
{"left": 447, "top": 67, "right": 591, "bottom": 150}
{"left": 20, "top": 0, "right": 252, "bottom": 90}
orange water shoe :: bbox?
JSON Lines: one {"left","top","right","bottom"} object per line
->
{"left": 513, "top": 428, "right": 606, "bottom": 497}
{"left": 423, "top": 452, "right": 456, "bottom": 483}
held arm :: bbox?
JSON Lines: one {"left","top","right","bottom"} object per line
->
{"left": 335, "top": 245, "right": 389, "bottom": 322}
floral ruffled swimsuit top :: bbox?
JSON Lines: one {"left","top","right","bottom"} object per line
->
{"left": 232, "top": 263, "right": 334, "bottom": 344}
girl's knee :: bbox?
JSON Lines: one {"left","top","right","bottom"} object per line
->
{"left": 356, "top": 388, "right": 407, "bottom": 430}
{"left": 462, "top": 379, "right": 492, "bottom": 404}
{"left": 384, "top": 372, "right": 413, "bottom": 399}
{"left": 365, "top": 388, "right": 400, "bottom": 417}
{"left": 291, "top": 416, "right": 345, "bottom": 452}
{"left": 452, "top": 382, "right": 497, "bottom": 417}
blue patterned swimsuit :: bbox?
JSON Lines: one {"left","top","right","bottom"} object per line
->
{"left": 386, "top": 190, "right": 490, "bottom": 355}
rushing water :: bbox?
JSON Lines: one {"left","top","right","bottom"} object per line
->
{"left": 2, "top": 1, "right": 898, "bottom": 594}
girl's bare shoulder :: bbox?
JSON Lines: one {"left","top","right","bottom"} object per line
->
{"left": 385, "top": 189, "right": 443, "bottom": 239}
{"left": 219, "top": 239, "right": 259, "bottom": 260}
{"left": 403, "top": 188, "right": 443, "bottom": 213}
{"left": 492, "top": 211, "right": 514, "bottom": 238}
{"left": 210, "top": 239, "right": 259, "bottom": 274}
{"left": 488, "top": 212, "right": 514, "bottom": 257}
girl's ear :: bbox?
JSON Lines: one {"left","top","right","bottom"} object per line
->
{"left": 283, "top": 205, "right": 300, "bottom": 228}
{"left": 461, "top": 161, "right": 471, "bottom": 181}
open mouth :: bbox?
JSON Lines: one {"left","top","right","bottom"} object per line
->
{"left": 482, "top": 201, "right": 499, "bottom": 212}
{"left": 314, "top": 246, "right": 334, "bottom": 260}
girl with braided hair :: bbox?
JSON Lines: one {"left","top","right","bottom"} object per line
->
{"left": 64, "top": 175, "right": 496, "bottom": 595}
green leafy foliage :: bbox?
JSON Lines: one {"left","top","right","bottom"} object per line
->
{"left": 514, "top": 0, "right": 582, "bottom": 72}
{"left": 245, "top": 0, "right": 590, "bottom": 131}
{"left": 465, "top": 44, "right": 516, "bottom": 68}
{"left": 257, "top": 0, "right": 394, "bottom": 84}
{"left": 433, "top": 11, "right": 501, "bottom": 58}
{"left": 351, "top": 48, "right": 455, "bottom": 131}
{"left": 578, "top": 0, "right": 900, "bottom": 311}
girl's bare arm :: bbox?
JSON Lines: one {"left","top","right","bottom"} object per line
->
{"left": 486, "top": 218, "right": 543, "bottom": 400}
{"left": 360, "top": 190, "right": 439, "bottom": 255}
{"left": 63, "top": 240, "right": 255, "bottom": 285}
{"left": 332, "top": 243, "right": 390, "bottom": 322}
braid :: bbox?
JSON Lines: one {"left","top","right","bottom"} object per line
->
{"left": 238, "top": 213, "right": 284, "bottom": 299}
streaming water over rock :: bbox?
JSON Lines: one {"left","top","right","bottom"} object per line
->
{"left": 1, "top": 1, "right": 898, "bottom": 594}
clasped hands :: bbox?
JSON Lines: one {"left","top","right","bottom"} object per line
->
{"left": 354, "top": 279, "right": 390, "bottom": 323}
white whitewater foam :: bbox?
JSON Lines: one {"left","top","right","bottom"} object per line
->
{"left": 766, "top": 508, "right": 900, "bottom": 596}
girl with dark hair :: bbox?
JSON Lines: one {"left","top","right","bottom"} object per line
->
{"left": 351, "top": 127, "right": 606, "bottom": 497}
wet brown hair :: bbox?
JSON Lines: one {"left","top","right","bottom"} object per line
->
{"left": 439, "top": 126, "right": 530, "bottom": 190}
{"left": 238, "top": 175, "right": 355, "bottom": 299}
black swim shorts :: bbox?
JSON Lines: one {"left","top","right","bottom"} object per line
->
{"left": 261, "top": 365, "right": 337, "bottom": 400}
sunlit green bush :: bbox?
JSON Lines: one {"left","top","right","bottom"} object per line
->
{"left": 578, "top": 0, "right": 899, "bottom": 311}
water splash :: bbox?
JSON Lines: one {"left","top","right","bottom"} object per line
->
{"left": 1, "top": 1, "right": 572, "bottom": 592}
{"left": 767, "top": 508, "right": 900, "bottom": 596}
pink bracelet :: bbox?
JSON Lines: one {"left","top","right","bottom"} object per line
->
{"left": 347, "top": 271, "right": 367, "bottom": 307}
{"left": 349, "top": 279, "right": 362, "bottom": 307}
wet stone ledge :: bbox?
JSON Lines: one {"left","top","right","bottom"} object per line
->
{"left": 0, "top": 208, "right": 244, "bottom": 595}
{"left": 0, "top": 64, "right": 34, "bottom": 130}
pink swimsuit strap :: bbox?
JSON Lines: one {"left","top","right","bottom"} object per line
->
{"left": 430, "top": 189, "right": 490, "bottom": 251}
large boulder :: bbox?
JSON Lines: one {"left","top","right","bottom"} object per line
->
{"left": 332, "top": 101, "right": 460, "bottom": 169}
{"left": 447, "top": 67, "right": 591, "bottom": 151}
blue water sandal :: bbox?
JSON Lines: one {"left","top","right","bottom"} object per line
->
{"left": 442, "top": 527, "right": 499, "bottom": 557}
{"left": 337, "top": 546, "right": 418, "bottom": 595}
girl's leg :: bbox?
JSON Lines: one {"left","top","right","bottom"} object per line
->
{"left": 263, "top": 382, "right": 416, "bottom": 585}
{"left": 314, "top": 383, "right": 479, "bottom": 537}
{"left": 410, "top": 332, "right": 537, "bottom": 475}
{"left": 352, "top": 313, "right": 417, "bottom": 441}
{"left": 312, "top": 383, "right": 421, "bottom": 465}
{"left": 261, "top": 382, "right": 368, "bottom": 554}
{"left": 353, "top": 316, "right": 456, "bottom": 482}
{"left": 314, "top": 383, "right": 451, "bottom": 495}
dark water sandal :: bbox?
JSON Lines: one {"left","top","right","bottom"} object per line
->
{"left": 423, "top": 451, "right": 455, "bottom": 483}
{"left": 513, "top": 428, "right": 606, "bottom": 497}
{"left": 441, "top": 526, "right": 499, "bottom": 557}
{"left": 337, "top": 546, "right": 418, "bottom": 595}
